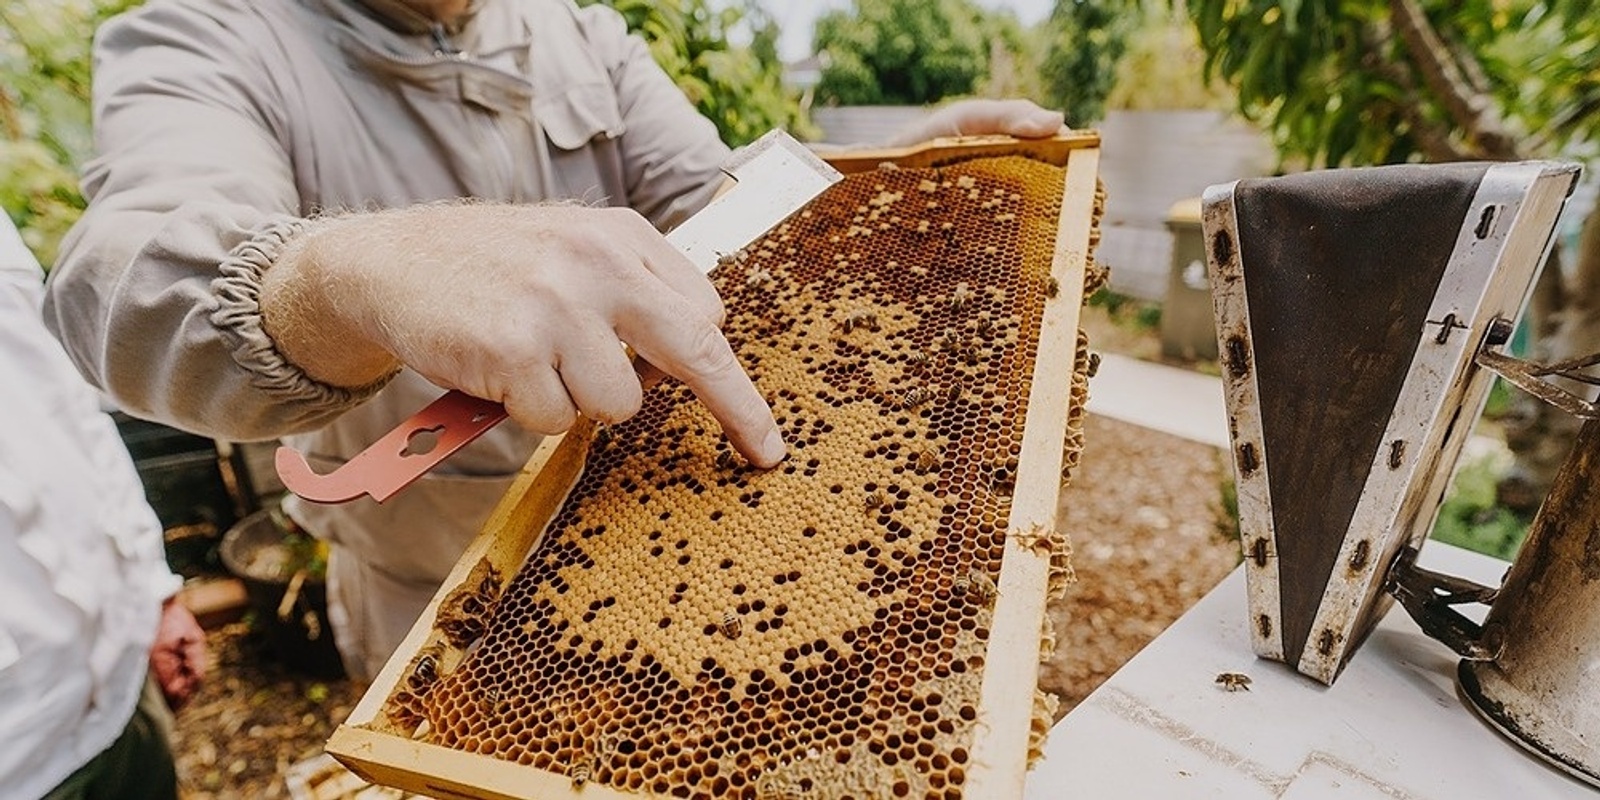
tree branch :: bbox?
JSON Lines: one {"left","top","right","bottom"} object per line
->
{"left": 0, "top": 88, "right": 22, "bottom": 142}
{"left": 1569, "top": 205, "right": 1600, "bottom": 313}
{"left": 1438, "top": 22, "right": 1492, "bottom": 96}
{"left": 1358, "top": 19, "right": 1470, "bottom": 162}
{"left": 1388, "top": 0, "right": 1521, "bottom": 160}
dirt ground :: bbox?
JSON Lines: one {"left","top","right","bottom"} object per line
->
{"left": 1039, "top": 414, "right": 1240, "bottom": 712}
{"left": 170, "top": 309, "right": 1243, "bottom": 798}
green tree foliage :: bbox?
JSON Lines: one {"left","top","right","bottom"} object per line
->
{"left": 0, "top": 0, "right": 140, "bottom": 268}
{"left": 812, "top": 0, "right": 993, "bottom": 106}
{"left": 1104, "top": 2, "right": 1232, "bottom": 112}
{"left": 1037, "top": 0, "right": 1132, "bottom": 124}
{"left": 581, "top": 0, "right": 810, "bottom": 146}
{"left": 1187, "top": 0, "right": 1600, "bottom": 167}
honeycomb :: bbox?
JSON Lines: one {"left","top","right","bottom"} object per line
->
{"left": 392, "top": 154, "right": 1102, "bottom": 799}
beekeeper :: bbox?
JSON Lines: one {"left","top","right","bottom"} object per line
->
{"left": 43, "top": 0, "right": 1066, "bottom": 679}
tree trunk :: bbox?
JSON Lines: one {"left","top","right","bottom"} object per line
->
{"left": 1389, "top": 0, "right": 1522, "bottom": 160}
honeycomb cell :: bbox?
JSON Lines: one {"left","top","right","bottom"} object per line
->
{"left": 398, "top": 154, "right": 1101, "bottom": 798}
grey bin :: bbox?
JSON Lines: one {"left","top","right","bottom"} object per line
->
{"left": 1160, "top": 198, "right": 1219, "bottom": 361}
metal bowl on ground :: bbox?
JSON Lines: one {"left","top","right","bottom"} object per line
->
{"left": 220, "top": 503, "right": 345, "bottom": 678}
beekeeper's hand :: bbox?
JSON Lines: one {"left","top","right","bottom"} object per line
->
{"left": 886, "top": 98, "right": 1068, "bottom": 147}
{"left": 260, "top": 203, "right": 786, "bottom": 468}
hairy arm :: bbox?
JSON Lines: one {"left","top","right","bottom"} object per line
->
{"left": 262, "top": 203, "right": 785, "bottom": 465}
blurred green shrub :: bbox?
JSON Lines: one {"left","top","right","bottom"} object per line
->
{"left": 1431, "top": 450, "right": 1531, "bottom": 561}
{"left": 581, "top": 0, "right": 813, "bottom": 146}
{"left": 0, "top": 0, "right": 141, "bottom": 268}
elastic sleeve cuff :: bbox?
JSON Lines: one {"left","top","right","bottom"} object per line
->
{"left": 210, "top": 217, "right": 396, "bottom": 412}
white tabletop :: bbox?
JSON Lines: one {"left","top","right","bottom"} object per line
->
{"left": 1023, "top": 540, "right": 1594, "bottom": 799}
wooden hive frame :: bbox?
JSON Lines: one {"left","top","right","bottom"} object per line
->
{"left": 327, "top": 131, "right": 1103, "bottom": 800}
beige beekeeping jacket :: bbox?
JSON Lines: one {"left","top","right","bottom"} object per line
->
{"left": 44, "top": 0, "right": 730, "bottom": 677}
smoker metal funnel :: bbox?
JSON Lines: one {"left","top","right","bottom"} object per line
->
{"left": 1455, "top": 411, "right": 1600, "bottom": 787}
{"left": 1203, "top": 161, "right": 1581, "bottom": 684}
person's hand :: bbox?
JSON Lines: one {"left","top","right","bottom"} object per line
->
{"left": 886, "top": 98, "right": 1067, "bottom": 147}
{"left": 148, "top": 597, "right": 207, "bottom": 711}
{"left": 262, "top": 203, "right": 787, "bottom": 467}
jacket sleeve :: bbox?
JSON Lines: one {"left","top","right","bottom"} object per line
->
{"left": 42, "top": 5, "right": 389, "bottom": 442}
{"left": 574, "top": 4, "right": 731, "bottom": 232}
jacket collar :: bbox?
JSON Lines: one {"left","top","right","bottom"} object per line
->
{"left": 309, "top": 0, "right": 535, "bottom": 114}
{"left": 345, "top": 0, "right": 483, "bottom": 37}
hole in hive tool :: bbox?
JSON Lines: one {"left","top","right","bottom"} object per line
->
{"left": 402, "top": 425, "right": 445, "bottom": 457}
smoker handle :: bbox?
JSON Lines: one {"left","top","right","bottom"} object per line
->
{"left": 1386, "top": 546, "right": 1501, "bottom": 661}
{"left": 1476, "top": 317, "right": 1600, "bottom": 420}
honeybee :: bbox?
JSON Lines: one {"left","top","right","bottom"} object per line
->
{"left": 1045, "top": 276, "right": 1060, "bottom": 298}
{"left": 974, "top": 316, "right": 994, "bottom": 337}
{"left": 408, "top": 650, "right": 439, "bottom": 691}
{"left": 900, "top": 386, "right": 932, "bottom": 409}
{"left": 715, "top": 450, "right": 737, "bottom": 471}
{"left": 570, "top": 756, "right": 593, "bottom": 787}
{"left": 913, "top": 447, "right": 941, "bottom": 475}
{"left": 480, "top": 686, "right": 506, "bottom": 714}
{"left": 720, "top": 611, "right": 742, "bottom": 639}
{"left": 745, "top": 267, "right": 774, "bottom": 290}
{"left": 952, "top": 572, "right": 971, "bottom": 597}
{"left": 1087, "top": 352, "right": 1102, "bottom": 378}
{"left": 950, "top": 283, "right": 974, "bottom": 311}
{"left": 864, "top": 492, "right": 884, "bottom": 513}
{"left": 716, "top": 248, "right": 748, "bottom": 269}
{"left": 907, "top": 350, "right": 931, "bottom": 370}
{"left": 841, "top": 309, "right": 880, "bottom": 334}
{"left": 967, "top": 569, "right": 998, "bottom": 603}
{"left": 945, "top": 383, "right": 962, "bottom": 403}
{"left": 1215, "top": 672, "right": 1252, "bottom": 692}
{"left": 1086, "top": 260, "right": 1110, "bottom": 290}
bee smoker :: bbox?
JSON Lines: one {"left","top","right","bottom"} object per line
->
{"left": 1201, "top": 160, "right": 1600, "bottom": 785}
{"left": 1453, "top": 377, "right": 1600, "bottom": 784}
